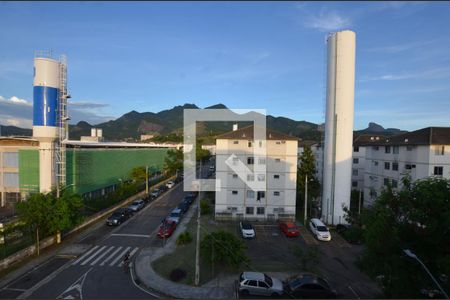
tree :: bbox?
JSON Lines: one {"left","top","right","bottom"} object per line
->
{"left": 201, "top": 230, "right": 250, "bottom": 269}
{"left": 360, "top": 176, "right": 450, "bottom": 298}
{"left": 130, "top": 166, "right": 147, "bottom": 183}
{"left": 163, "top": 149, "right": 183, "bottom": 175}
{"left": 16, "top": 189, "right": 84, "bottom": 254}
{"left": 196, "top": 138, "right": 211, "bottom": 162}
{"left": 297, "top": 146, "right": 321, "bottom": 217}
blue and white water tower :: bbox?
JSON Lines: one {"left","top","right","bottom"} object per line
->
{"left": 32, "top": 55, "right": 60, "bottom": 193}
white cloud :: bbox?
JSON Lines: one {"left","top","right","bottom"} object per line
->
{"left": 360, "top": 67, "right": 450, "bottom": 82}
{"left": 9, "top": 96, "right": 29, "bottom": 104}
{"left": 304, "top": 10, "right": 352, "bottom": 32}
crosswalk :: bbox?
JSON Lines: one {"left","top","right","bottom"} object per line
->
{"left": 71, "top": 245, "right": 139, "bottom": 267}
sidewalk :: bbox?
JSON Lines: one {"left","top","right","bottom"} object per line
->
{"left": 133, "top": 196, "right": 236, "bottom": 299}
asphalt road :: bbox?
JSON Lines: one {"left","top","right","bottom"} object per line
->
{"left": 0, "top": 163, "right": 212, "bottom": 300}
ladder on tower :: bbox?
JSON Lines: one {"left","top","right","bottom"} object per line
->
{"left": 56, "top": 55, "right": 68, "bottom": 189}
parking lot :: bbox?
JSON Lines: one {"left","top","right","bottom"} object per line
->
{"left": 232, "top": 221, "right": 381, "bottom": 299}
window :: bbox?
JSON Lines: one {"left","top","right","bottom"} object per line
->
{"left": 373, "top": 161, "right": 379, "bottom": 166}
{"left": 353, "top": 158, "right": 359, "bottom": 164}
{"left": 275, "top": 158, "right": 281, "bottom": 163}
{"left": 273, "top": 191, "right": 280, "bottom": 196}
{"left": 3, "top": 152, "right": 18, "bottom": 168}
{"left": 247, "top": 190, "right": 255, "bottom": 198}
{"left": 257, "top": 174, "right": 265, "bottom": 182}
{"left": 406, "top": 146, "right": 413, "bottom": 151}
{"left": 232, "top": 174, "right": 238, "bottom": 178}
{"left": 257, "top": 191, "right": 265, "bottom": 201}
{"left": 247, "top": 174, "right": 254, "bottom": 181}
{"left": 384, "top": 178, "right": 390, "bottom": 186}
{"left": 248, "top": 141, "right": 252, "bottom": 147}
{"left": 434, "top": 166, "right": 443, "bottom": 176}
{"left": 247, "top": 157, "right": 254, "bottom": 165}
{"left": 232, "top": 190, "right": 238, "bottom": 195}
{"left": 258, "top": 281, "right": 269, "bottom": 288}
{"left": 3, "top": 173, "right": 19, "bottom": 188}
{"left": 247, "top": 280, "right": 257, "bottom": 286}
{"left": 259, "top": 141, "right": 263, "bottom": 147}
{"left": 353, "top": 146, "right": 359, "bottom": 152}
{"left": 373, "top": 146, "right": 379, "bottom": 151}
{"left": 434, "top": 145, "right": 445, "bottom": 155}
{"left": 352, "top": 169, "right": 358, "bottom": 176}
{"left": 258, "top": 158, "right": 266, "bottom": 165}
{"left": 273, "top": 174, "right": 280, "bottom": 179}
{"left": 384, "top": 162, "right": 390, "bottom": 170}
{"left": 276, "top": 141, "right": 281, "bottom": 144}
{"left": 385, "top": 146, "right": 391, "bottom": 153}
{"left": 352, "top": 181, "right": 358, "bottom": 187}
{"left": 393, "top": 146, "right": 399, "bottom": 154}
{"left": 233, "top": 140, "right": 239, "bottom": 144}
{"left": 257, "top": 207, "right": 265, "bottom": 215}
{"left": 392, "top": 162, "right": 399, "bottom": 171}
{"left": 246, "top": 207, "right": 254, "bottom": 215}
{"left": 405, "top": 164, "right": 416, "bottom": 170}
{"left": 392, "top": 180, "right": 398, "bottom": 188}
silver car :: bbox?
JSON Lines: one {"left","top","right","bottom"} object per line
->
{"left": 128, "top": 199, "right": 145, "bottom": 212}
{"left": 238, "top": 272, "right": 284, "bottom": 297}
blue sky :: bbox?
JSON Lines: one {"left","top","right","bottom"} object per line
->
{"left": 1, "top": 1, "right": 450, "bottom": 131}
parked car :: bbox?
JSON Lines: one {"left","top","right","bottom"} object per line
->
{"left": 184, "top": 194, "right": 196, "bottom": 205}
{"left": 278, "top": 220, "right": 300, "bottom": 237}
{"left": 284, "top": 273, "right": 337, "bottom": 299}
{"left": 178, "top": 200, "right": 190, "bottom": 214}
{"left": 128, "top": 199, "right": 145, "bottom": 212}
{"left": 166, "top": 181, "right": 175, "bottom": 189}
{"left": 167, "top": 208, "right": 183, "bottom": 224}
{"left": 209, "top": 165, "right": 215, "bottom": 171}
{"left": 106, "top": 208, "right": 133, "bottom": 226}
{"left": 150, "top": 188, "right": 161, "bottom": 199}
{"left": 159, "top": 185, "right": 168, "bottom": 193}
{"left": 157, "top": 220, "right": 177, "bottom": 238}
{"left": 142, "top": 194, "right": 151, "bottom": 204}
{"left": 309, "top": 218, "right": 331, "bottom": 241}
{"left": 240, "top": 221, "right": 256, "bottom": 239}
{"left": 238, "top": 272, "right": 284, "bottom": 297}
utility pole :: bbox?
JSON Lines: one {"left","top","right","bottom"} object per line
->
{"left": 304, "top": 174, "right": 308, "bottom": 225}
{"left": 146, "top": 165, "right": 149, "bottom": 195}
{"left": 195, "top": 159, "right": 202, "bottom": 286}
{"left": 358, "top": 189, "right": 362, "bottom": 214}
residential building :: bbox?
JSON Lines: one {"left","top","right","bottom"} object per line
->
{"left": 215, "top": 125, "right": 298, "bottom": 221}
{"left": 362, "top": 127, "right": 450, "bottom": 206}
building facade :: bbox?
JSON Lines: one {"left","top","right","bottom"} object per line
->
{"left": 215, "top": 126, "right": 298, "bottom": 221}
{"left": 358, "top": 127, "right": 450, "bottom": 206}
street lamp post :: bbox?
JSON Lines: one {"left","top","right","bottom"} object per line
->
{"left": 403, "top": 249, "right": 449, "bottom": 299}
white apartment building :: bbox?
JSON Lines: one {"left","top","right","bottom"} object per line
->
{"left": 358, "top": 127, "right": 450, "bottom": 206}
{"left": 215, "top": 125, "right": 298, "bottom": 221}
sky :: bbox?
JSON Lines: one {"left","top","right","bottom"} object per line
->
{"left": 1, "top": 1, "right": 450, "bottom": 131}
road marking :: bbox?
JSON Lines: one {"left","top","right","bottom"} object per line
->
{"left": 80, "top": 245, "right": 107, "bottom": 266}
{"left": 90, "top": 246, "right": 115, "bottom": 266}
{"left": 57, "top": 268, "right": 92, "bottom": 300}
{"left": 71, "top": 246, "right": 99, "bottom": 265}
{"left": 109, "top": 246, "right": 131, "bottom": 266}
{"left": 110, "top": 233, "right": 151, "bottom": 238}
{"left": 118, "top": 247, "right": 139, "bottom": 267}
{"left": 129, "top": 257, "right": 161, "bottom": 298}
{"left": 99, "top": 246, "right": 123, "bottom": 266}
{"left": 348, "top": 285, "right": 360, "bottom": 299}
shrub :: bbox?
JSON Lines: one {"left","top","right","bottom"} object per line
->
{"left": 200, "top": 199, "right": 210, "bottom": 215}
{"left": 169, "top": 268, "right": 187, "bottom": 282}
{"left": 176, "top": 231, "right": 192, "bottom": 246}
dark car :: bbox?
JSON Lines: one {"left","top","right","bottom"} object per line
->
{"left": 159, "top": 185, "right": 168, "bottom": 192}
{"left": 183, "top": 195, "right": 195, "bottom": 205}
{"left": 284, "top": 273, "right": 337, "bottom": 299}
{"left": 106, "top": 208, "right": 133, "bottom": 226}
{"left": 142, "top": 194, "right": 151, "bottom": 204}
{"left": 178, "top": 200, "right": 190, "bottom": 214}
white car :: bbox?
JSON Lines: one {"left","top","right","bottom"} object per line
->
{"left": 166, "top": 181, "right": 175, "bottom": 189}
{"left": 309, "top": 218, "right": 331, "bottom": 241}
{"left": 238, "top": 272, "right": 284, "bottom": 297}
{"left": 240, "top": 222, "right": 256, "bottom": 239}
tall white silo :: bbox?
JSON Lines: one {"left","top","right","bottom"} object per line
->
{"left": 321, "top": 30, "right": 356, "bottom": 225}
{"left": 33, "top": 54, "right": 60, "bottom": 193}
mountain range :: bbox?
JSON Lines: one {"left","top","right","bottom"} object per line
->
{"left": 0, "top": 103, "right": 404, "bottom": 142}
